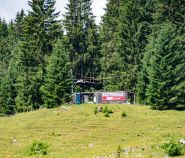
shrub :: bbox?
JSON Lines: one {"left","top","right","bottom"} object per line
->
{"left": 121, "top": 111, "right": 127, "bottom": 118}
{"left": 104, "top": 111, "right": 110, "bottom": 117}
{"left": 117, "top": 145, "right": 122, "bottom": 158}
{"left": 162, "top": 139, "right": 183, "bottom": 157}
{"left": 102, "top": 106, "right": 113, "bottom": 114}
{"left": 102, "top": 106, "right": 108, "bottom": 113}
{"left": 27, "top": 140, "right": 48, "bottom": 156}
{"left": 94, "top": 107, "right": 98, "bottom": 115}
{"left": 108, "top": 109, "right": 113, "bottom": 114}
{"left": 176, "top": 105, "right": 185, "bottom": 111}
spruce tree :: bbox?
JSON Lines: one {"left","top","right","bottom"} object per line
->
{"left": 63, "top": 0, "right": 100, "bottom": 90}
{"left": 100, "top": 0, "right": 126, "bottom": 91}
{"left": 81, "top": 0, "right": 100, "bottom": 81}
{"left": 145, "top": 23, "right": 185, "bottom": 110}
{"left": 137, "top": 0, "right": 185, "bottom": 106}
{"left": 155, "top": 0, "right": 185, "bottom": 30}
{"left": 13, "top": 9, "right": 26, "bottom": 41}
{"left": 40, "top": 40, "right": 72, "bottom": 108}
{"left": 0, "top": 56, "right": 18, "bottom": 115}
{"left": 15, "top": 0, "right": 62, "bottom": 111}
{"left": 0, "top": 18, "right": 8, "bottom": 38}
{"left": 0, "top": 19, "right": 13, "bottom": 78}
{"left": 119, "top": 0, "right": 155, "bottom": 92}
{"left": 25, "top": 0, "right": 62, "bottom": 58}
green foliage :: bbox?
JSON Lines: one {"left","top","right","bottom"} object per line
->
{"left": 27, "top": 140, "right": 48, "bottom": 156}
{"left": 102, "top": 106, "right": 114, "bottom": 114}
{"left": 119, "top": 0, "right": 154, "bottom": 92}
{"left": 104, "top": 111, "right": 110, "bottom": 117}
{"left": 121, "top": 111, "right": 127, "bottom": 118}
{"left": 102, "top": 106, "right": 108, "bottom": 113}
{"left": 117, "top": 145, "right": 122, "bottom": 158}
{"left": 12, "top": 0, "right": 62, "bottom": 112}
{"left": 0, "top": 58, "right": 17, "bottom": 115}
{"left": 101, "top": 0, "right": 154, "bottom": 91}
{"left": 155, "top": 0, "right": 185, "bottom": 30}
{"left": 143, "top": 23, "right": 185, "bottom": 110}
{"left": 136, "top": 0, "right": 185, "bottom": 109}
{"left": 176, "top": 105, "right": 185, "bottom": 111}
{"left": 40, "top": 40, "right": 72, "bottom": 108}
{"left": 0, "top": 18, "right": 8, "bottom": 38}
{"left": 162, "top": 138, "right": 184, "bottom": 157}
{"left": 0, "top": 0, "right": 185, "bottom": 115}
{"left": 100, "top": 0, "right": 126, "bottom": 91}
{"left": 13, "top": 9, "right": 26, "bottom": 41}
{"left": 108, "top": 109, "right": 113, "bottom": 114}
{"left": 63, "top": 0, "right": 100, "bottom": 91}
{"left": 102, "top": 106, "right": 114, "bottom": 117}
{"left": 102, "top": 106, "right": 113, "bottom": 113}
{"left": 94, "top": 106, "right": 98, "bottom": 115}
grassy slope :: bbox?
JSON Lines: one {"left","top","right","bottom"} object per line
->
{"left": 0, "top": 104, "right": 185, "bottom": 158}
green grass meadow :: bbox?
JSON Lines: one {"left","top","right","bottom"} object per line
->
{"left": 0, "top": 104, "right": 185, "bottom": 157}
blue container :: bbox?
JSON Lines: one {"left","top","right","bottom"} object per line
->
{"left": 76, "top": 93, "right": 81, "bottom": 104}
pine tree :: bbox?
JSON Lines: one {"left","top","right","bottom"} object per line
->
{"left": 145, "top": 23, "right": 185, "bottom": 110}
{"left": 155, "top": 0, "right": 185, "bottom": 30}
{"left": 100, "top": 0, "right": 154, "bottom": 92}
{"left": 100, "top": 0, "right": 126, "bottom": 91}
{"left": 40, "top": 40, "right": 72, "bottom": 108}
{"left": 25, "top": 0, "right": 62, "bottom": 58}
{"left": 0, "top": 18, "right": 8, "bottom": 38}
{"left": 81, "top": 0, "right": 100, "bottom": 80}
{"left": 63, "top": 0, "right": 100, "bottom": 91}
{"left": 137, "top": 0, "right": 185, "bottom": 106}
{"left": 13, "top": 9, "right": 26, "bottom": 41}
{"left": 119, "top": 0, "right": 155, "bottom": 92}
{"left": 0, "top": 19, "right": 13, "bottom": 78}
{"left": 15, "top": 0, "right": 62, "bottom": 111}
{"left": 0, "top": 56, "right": 18, "bottom": 115}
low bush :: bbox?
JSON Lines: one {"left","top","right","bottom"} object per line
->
{"left": 162, "top": 138, "right": 184, "bottom": 157}
{"left": 108, "top": 109, "right": 113, "bottom": 114}
{"left": 94, "top": 107, "right": 98, "bottom": 115}
{"left": 176, "top": 105, "right": 185, "bottom": 111}
{"left": 27, "top": 140, "right": 48, "bottom": 156}
{"left": 102, "top": 106, "right": 113, "bottom": 114}
{"left": 117, "top": 145, "right": 122, "bottom": 158}
{"left": 104, "top": 111, "right": 110, "bottom": 117}
{"left": 121, "top": 111, "right": 127, "bottom": 118}
{"left": 102, "top": 106, "right": 108, "bottom": 113}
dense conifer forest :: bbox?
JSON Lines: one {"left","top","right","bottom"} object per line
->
{"left": 0, "top": 0, "right": 184, "bottom": 115}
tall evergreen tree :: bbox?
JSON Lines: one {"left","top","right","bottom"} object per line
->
{"left": 0, "top": 12, "right": 26, "bottom": 114}
{"left": 137, "top": 0, "right": 185, "bottom": 106}
{"left": 63, "top": 0, "right": 100, "bottom": 91}
{"left": 15, "top": 0, "right": 62, "bottom": 111}
{"left": 0, "top": 19, "right": 13, "bottom": 79}
{"left": 15, "top": 41, "right": 42, "bottom": 111}
{"left": 13, "top": 9, "right": 26, "bottom": 41}
{"left": 0, "top": 55, "right": 18, "bottom": 115}
{"left": 25, "top": 0, "right": 62, "bottom": 59}
{"left": 155, "top": 0, "right": 185, "bottom": 30}
{"left": 101, "top": 0, "right": 154, "bottom": 92}
{"left": 40, "top": 40, "right": 72, "bottom": 108}
{"left": 119, "top": 0, "right": 155, "bottom": 92}
{"left": 144, "top": 23, "right": 185, "bottom": 109}
{"left": 0, "top": 18, "right": 8, "bottom": 38}
{"left": 100, "top": 0, "right": 126, "bottom": 91}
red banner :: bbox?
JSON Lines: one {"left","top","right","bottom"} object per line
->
{"left": 102, "top": 96, "right": 125, "bottom": 101}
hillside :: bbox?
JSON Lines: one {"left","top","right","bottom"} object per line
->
{"left": 0, "top": 104, "right": 185, "bottom": 158}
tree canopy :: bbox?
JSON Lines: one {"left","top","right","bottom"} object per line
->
{"left": 0, "top": 0, "right": 184, "bottom": 115}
